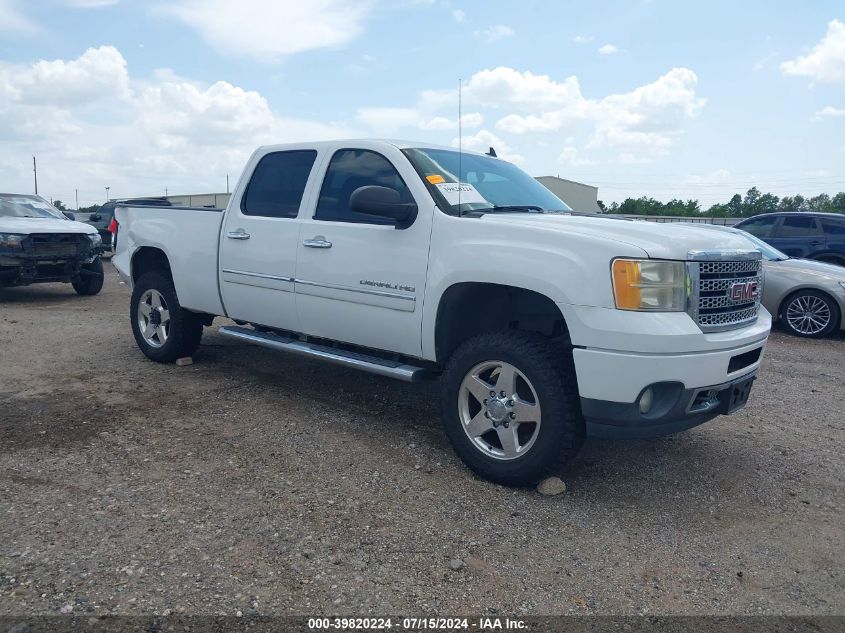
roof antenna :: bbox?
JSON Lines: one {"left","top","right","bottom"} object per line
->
{"left": 458, "top": 77, "right": 462, "bottom": 217}
{"left": 486, "top": 147, "right": 497, "bottom": 158}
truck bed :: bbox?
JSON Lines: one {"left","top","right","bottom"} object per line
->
{"left": 113, "top": 204, "right": 227, "bottom": 316}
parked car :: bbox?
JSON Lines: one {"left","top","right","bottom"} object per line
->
{"left": 0, "top": 193, "right": 105, "bottom": 294}
{"left": 83, "top": 197, "right": 171, "bottom": 250}
{"left": 697, "top": 224, "right": 845, "bottom": 338}
{"left": 113, "top": 140, "right": 770, "bottom": 486}
{"left": 734, "top": 212, "right": 845, "bottom": 266}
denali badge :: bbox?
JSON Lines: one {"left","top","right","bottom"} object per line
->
{"left": 729, "top": 281, "right": 759, "bottom": 303}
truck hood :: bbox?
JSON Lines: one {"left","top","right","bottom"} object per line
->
{"left": 0, "top": 216, "right": 97, "bottom": 235}
{"left": 477, "top": 213, "right": 757, "bottom": 260}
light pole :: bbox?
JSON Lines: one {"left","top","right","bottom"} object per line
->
{"left": 105, "top": 186, "right": 110, "bottom": 202}
{"left": 75, "top": 189, "right": 79, "bottom": 210}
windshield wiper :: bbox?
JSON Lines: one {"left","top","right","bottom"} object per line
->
{"left": 481, "top": 205, "right": 546, "bottom": 214}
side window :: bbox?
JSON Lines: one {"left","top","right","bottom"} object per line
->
{"left": 315, "top": 149, "right": 413, "bottom": 224}
{"left": 242, "top": 150, "right": 317, "bottom": 218}
{"left": 739, "top": 216, "right": 777, "bottom": 238}
{"left": 777, "top": 216, "right": 822, "bottom": 238}
{"left": 821, "top": 219, "right": 845, "bottom": 235}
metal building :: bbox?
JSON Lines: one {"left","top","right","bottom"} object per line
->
{"left": 535, "top": 176, "right": 601, "bottom": 213}
{"left": 166, "top": 192, "right": 232, "bottom": 209}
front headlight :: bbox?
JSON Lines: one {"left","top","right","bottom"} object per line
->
{"left": 87, "top": 232, "right": 103, "bottom": 246}
{"left": 0, "top": 233, "right": 24, "bottom": 250}
{"left": 612, "top": 258, "right": 687, "bottom": 311}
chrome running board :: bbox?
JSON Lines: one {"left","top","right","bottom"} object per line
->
{"left": 218, "top": 326, "right": 430, "bottom": 383}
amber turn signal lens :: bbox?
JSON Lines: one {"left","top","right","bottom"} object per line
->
{"left": 612, "top": 259, "right": 642, "bottom": 310}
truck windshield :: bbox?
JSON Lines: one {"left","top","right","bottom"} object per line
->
{"left": 403, "top": 148, "right": 571, "bottom": 216}
{"left": 0, "top": 194, "right": 67, "bottom": 219}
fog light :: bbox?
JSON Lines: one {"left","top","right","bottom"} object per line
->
{"left": 638, "top": 387, "right": 654, "bottom": 414}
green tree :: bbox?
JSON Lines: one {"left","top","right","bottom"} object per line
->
{"left": 53, "top": 200, "right": 68, "bottom": 211}
{"left": 727, "top": 194, "right": 743, "bottom": 217}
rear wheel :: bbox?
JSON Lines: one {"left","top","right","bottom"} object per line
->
{"left": 440, "top": 331, "right": 584, "bottom": 486}
{"left": 781, "top": 289, "right": 840, "bottom": 338}
{"left": 72, "top": 257, "right": 104, "bottom": 296}
{"left": 130, "top": 272, "right": 204, "bottom": 362}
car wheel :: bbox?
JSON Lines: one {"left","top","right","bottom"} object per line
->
{"left": 440, "top": 331, "right": 585, "bottom": 486}
{"left": 781, "top": 290, "right": 840, "bottom": 338}
{"left": 72, "top": 257, "right": 104, "bottom": 296}
{"left": 130, "top": 272, "right": 204, "bottom": 362}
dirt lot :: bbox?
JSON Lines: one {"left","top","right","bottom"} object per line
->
{"left": 1, "top": 268, "right": 843, "bottom": 618}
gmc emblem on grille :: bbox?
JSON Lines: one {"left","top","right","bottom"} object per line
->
{"left": 729, "top": 281, "right": 759, "bottom": 302}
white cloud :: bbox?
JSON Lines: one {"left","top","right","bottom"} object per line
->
{"left": 812, "top": 105, "right": 845, "bottom": 120}
{"left": 160, "top": 0, "right": 376, "bottom": 62}
{"left": 483, "top": 66, "right": 704, "bottom": 151}
{"left": 0, "top": 0, "right": 37, "bottom": 33}
{"left": 573, "top": 34, "right": 593, "bottom": 44}
{"left": 62, "top": 0, "right": 120, "bottom": 7}
{"left": 780, "top": 19, "right": 845, "bottom": 83}
{"left": 0, "top": 46, "right": 358, "bottom": 205}
{"left": 420, "top": 113, "right": 483, "bottom": 131}
{"left": 464, "top": 67, "right": 586, "bottom": 110}
{"left": 0, "top": 45, "right": 130, "bottom": 106}
{"left": 558, "top": 146, "right": 595, "bottom": 166}
{"left": 473, "top": 25, "right": 514, "bottom": 42}
{"left": 355, "top": 107, "right": 422, "bottom": 134}
{"left": 452, "top": 9, "right": 465, "bottom": 23}
{"left": 451, "top": 130, "right": 524, "bottom": 164}
{"left": 598, "top": 44, "right": 619, "bottom": 55}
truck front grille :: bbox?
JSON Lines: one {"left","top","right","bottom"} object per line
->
{"left": 27, "top": 234, "right": 86, "bottom": 258}
{"left": 687, "top": 252, "right": 763, "bottom": 332}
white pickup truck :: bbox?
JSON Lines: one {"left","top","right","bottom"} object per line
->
{"left": 113, "top": 140, "right": 771, "bottom": 485}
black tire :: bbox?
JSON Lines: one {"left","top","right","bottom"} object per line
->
{"left": 440, "top": 331, "right": 585, "bottom": 486}
{"left": 130, "top": 271, "right": 204, "bottom": 362}
{"left": 72, "top": 257, "right": 104, "bottom": 296}
{"left": 780, "top": 289, "right": 840, "bottom": 338}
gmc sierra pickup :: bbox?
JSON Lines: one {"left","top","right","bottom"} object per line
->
{"left": 113, "top": 140, "right": 771, "bottom": 485}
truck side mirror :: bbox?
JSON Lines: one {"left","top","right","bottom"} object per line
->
{"left": 349, "top": 186, "right": 417, "bottom": 230}
{"left": 89, "top": 213, "right": 102, "bottom": 221}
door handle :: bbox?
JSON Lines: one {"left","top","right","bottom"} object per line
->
{"left": 226, "top": 229, "right": 250, "bottom": 240}
{"left": 810, "top": 240, "right": 823, "bottom": 246}
{"left": 303, "top": 238, "right": 332, "bottom": 249}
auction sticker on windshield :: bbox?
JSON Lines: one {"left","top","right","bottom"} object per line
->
{"left": 435, "top": 182, "right": 488, "bottom": 206}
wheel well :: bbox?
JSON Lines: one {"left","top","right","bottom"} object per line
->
{"left": 131, "top": 247, "right": 172, "bottom": 283}
{"left": 434, "top": 283, "right": 567, "bottom": 363}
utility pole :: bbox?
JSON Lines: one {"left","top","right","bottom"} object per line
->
{"left": 75, "top": 189, "right": 79, "bottom": 210}
{"left": 165, "top": 187, "right": 168, "bottom": 197}
{"left": 226, "top": 174, "right": 229, "bottom": 194}
{"left": 105, "top": 186, "right": 110, "bottom": 202}
{"left": 33, "top": 156, "right": 38, "bottom": 195}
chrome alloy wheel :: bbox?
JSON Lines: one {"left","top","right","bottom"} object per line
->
{"left": 458, "top": 361, "right": 542, "bottom": 461}
{"left": 137, "top": 289, "right": 171, "bottom": 348}
{"left": 786, "top": 294, "right": 831, "bottom": 335}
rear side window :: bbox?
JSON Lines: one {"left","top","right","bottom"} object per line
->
{"left": 242, "top": 150, "right": 317, "bottom": 218}
{"left": 777, "top": 215, "right": 822, "bottom": 237}
{"left": 821, "top": 218, "right": 845, "bottom": 235}
{"left": 738, "top": 216, "right": 777, "bottom": 238}
{"left": 314, "top": 149, "right": 413, "bottom": 224}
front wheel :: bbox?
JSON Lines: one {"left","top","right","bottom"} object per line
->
{"left": 130, "top": 272, "right": 204, "bottom": 362}
{"left": 440, "top": 331, "right": 585, "bottom": 486}
{"left": 781, "top": 290, "right": 840, "bottom": 338}
{"left": 72, "top": 258, "right": 104, "bottom": 296}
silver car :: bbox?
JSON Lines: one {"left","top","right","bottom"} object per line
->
{"left": 698, "top": 225, "right": 845, "bottom": 338}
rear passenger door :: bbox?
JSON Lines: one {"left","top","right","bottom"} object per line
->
{"left": 820, "top": 217, "right": 845, "bottom": 265}
{"left": 769, "top": 215, "right": 824, "bottom": 258}
{"left": 219, "top": 149, "right": 319, "bottom": 329}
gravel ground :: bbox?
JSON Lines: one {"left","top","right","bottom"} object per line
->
{"left": 1, "top": 269, "right": 843, "bottom": 617}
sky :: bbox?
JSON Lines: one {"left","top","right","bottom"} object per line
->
{"left": 0, "top": 0, "right": 843, "bottom": 209}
